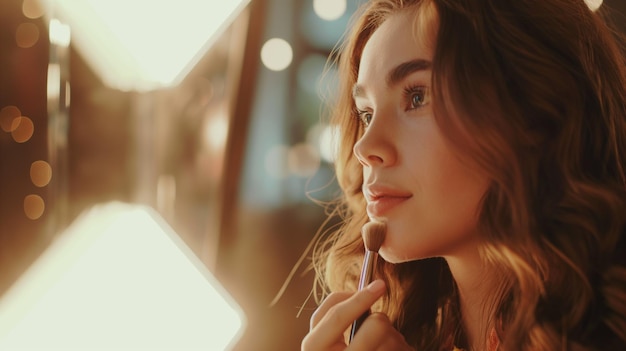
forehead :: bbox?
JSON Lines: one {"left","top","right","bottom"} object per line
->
{"left": 357, "top": 10, "right": 436, "bottom": 84}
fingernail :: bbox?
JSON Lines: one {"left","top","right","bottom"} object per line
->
{"left": 366, "top": 279, "right": 385, "bottom": 294}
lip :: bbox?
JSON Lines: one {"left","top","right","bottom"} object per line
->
{"left": 363, "top": 184, "right": 412, "bottom": 218}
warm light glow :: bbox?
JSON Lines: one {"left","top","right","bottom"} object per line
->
{"left": 40, "top": 0, "right": 250, "bottom": 91}
{"left": 23, "top": 0, "right": 45, "bottom": 19}
{"left": 307, "top": 122, "right": 336, "bottom": 164}
{"left": 48, "top": 18, "right": 70, "bottom": 47}
{"left": 0, "top": 106, "right": 21, "bottom": 132}
{"left": 0, "top": 202, "right": 246, "bottom": 350}
{"left": 11, "top": 116, "right": 34, "bottom": 143}
{"left": 318, "top": 124, "right": 339, "bottom": 163}
{"left": 47, "top": 63, "right": 60, "bottom": 100}
{"left": 15, "top": 22, "right": 40, "bottom": 48}
{"left": 30, "top": 160, "right": 52, "bottom": 187}
{"left": 261, "top": 38, "right": 293, "bottom": 71}
{"left": 23, "top": 194, "right": 45, "bottom": 220}
{"left": 584, "top": 0, "right": 603, "bottom": 11}
{"left": 313, "top": 0, "right": 347, "bottom": 21}
{"left": 203, "top": 112, "right": 229, "bottom": 152}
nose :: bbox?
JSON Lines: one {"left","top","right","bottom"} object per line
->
{"left": 353, "top": 115, "right": 397, "bottom": 167}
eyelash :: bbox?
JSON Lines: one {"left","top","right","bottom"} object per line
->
{"left": 355, "top": 109, "right": 373, "bottom": 127}
{"left": 404, "top": 84, "right": 430, "bottom": 111}
{"left": 355, "top": 84, "right": 431, "bottom": 127}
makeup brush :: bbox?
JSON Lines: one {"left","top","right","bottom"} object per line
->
{"left": 349, "top": 221, "right": 387, "bottom": 342}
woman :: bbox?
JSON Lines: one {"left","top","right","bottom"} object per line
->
{"left": 302, "top": 0, "right": 626, "bottom": 350}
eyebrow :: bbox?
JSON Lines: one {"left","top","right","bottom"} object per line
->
{"left": 352, "top": 58, "right": 432, "bottom": 98}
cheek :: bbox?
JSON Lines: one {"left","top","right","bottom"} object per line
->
{"left": 423, "top": 131, "right": 488, "bottom": 209}
{"left": 426, "top": 153, "right": 488, "bottom": 241}
{"left": 381, "top": 158, "right": 488, "bottom": 262}
{"left": 379, "top": 207, "right": 482, "bottom": 263}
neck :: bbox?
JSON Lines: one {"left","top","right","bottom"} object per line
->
{"left": 445, "top": 247, "right": 497, "bottom": 351}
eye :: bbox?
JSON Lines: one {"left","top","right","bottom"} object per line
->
{"left": 405, "top": 85, "right": 431, "bottom": 110}
{"left": 356, "top": 109, "right": 373, "bottom": 127}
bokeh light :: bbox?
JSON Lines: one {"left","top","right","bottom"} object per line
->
{"left": 300, "top": 0, "right": 355, "bottom": 51}
{"left": 313, "top": 0, "right": 347, "bottom": 21}
{"left": 288, "top": 143, "right": 320, "bottom": 178}
{"left": 11, "top": 116, "right": 34, "bottom": 143}
{"left": 23, "top": 0, "right": 45, "bottom": 19}
{"left": 318, "top": 124, "right": 339, "bottom": 163}
{"left": 0, "top": 106, "right": 21, "bottom": 132}
{"left": 30, "top": 161, "right": 52, "bottom": 188}
{"left": 49, "top": 19, "right": 71, "bottom": 47}
{"left": 47, "top": 63, "right": 60, "bottom": 100}
{"left": 202, "top": 113, "right": 229, "bottom": 152}
{"left": 16, "top": 22, "right": 40, "bottom": 48}
{"left": 260, "top": 38, "right": 293, "bottom": 72}
{"left": 584, "top": 0, "right": 603, "bottom": 11}
{"left": 24, "top": 194, "right": 45, "bottom": 220}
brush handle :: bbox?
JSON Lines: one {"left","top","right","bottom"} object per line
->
{"left": 348, "top": 250, "right": 378, "bottom": 343}
{"left": 349, "top": 310, "right": 370, "bottom": 342}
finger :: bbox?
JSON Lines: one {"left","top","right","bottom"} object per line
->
{"left": 310, "top": 292, "right": 352, "bottom": 330}
{"left": 311, "top": 280, "right": 386, "bottom": 347}
{"left": 348, "top": 313, "right": 411, "bottom": 351}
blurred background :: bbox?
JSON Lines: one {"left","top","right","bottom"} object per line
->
{"left": 1, "top": 0, "right": 625, "bottom": 350}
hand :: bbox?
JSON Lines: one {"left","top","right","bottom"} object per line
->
{"left": 301, "top": 280, "right": 413, "bottom": 351}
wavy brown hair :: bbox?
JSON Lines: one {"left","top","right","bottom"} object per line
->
{"left": 311, "top": 0, "right": 626, "bottom": 350}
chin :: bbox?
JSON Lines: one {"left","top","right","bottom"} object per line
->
{"left": 379, "top": 247, "right": 417, "bottom": 264}
{"left": 379, "top": 240, "right": 442, "bottom": 264}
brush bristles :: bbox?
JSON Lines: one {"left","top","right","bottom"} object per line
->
{"left": 362, "top": 221, "right": 386, "bottom": 252}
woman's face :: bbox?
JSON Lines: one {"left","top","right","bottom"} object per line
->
{"left": 353, "top": 11, "right": 489, "bottom": 263}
